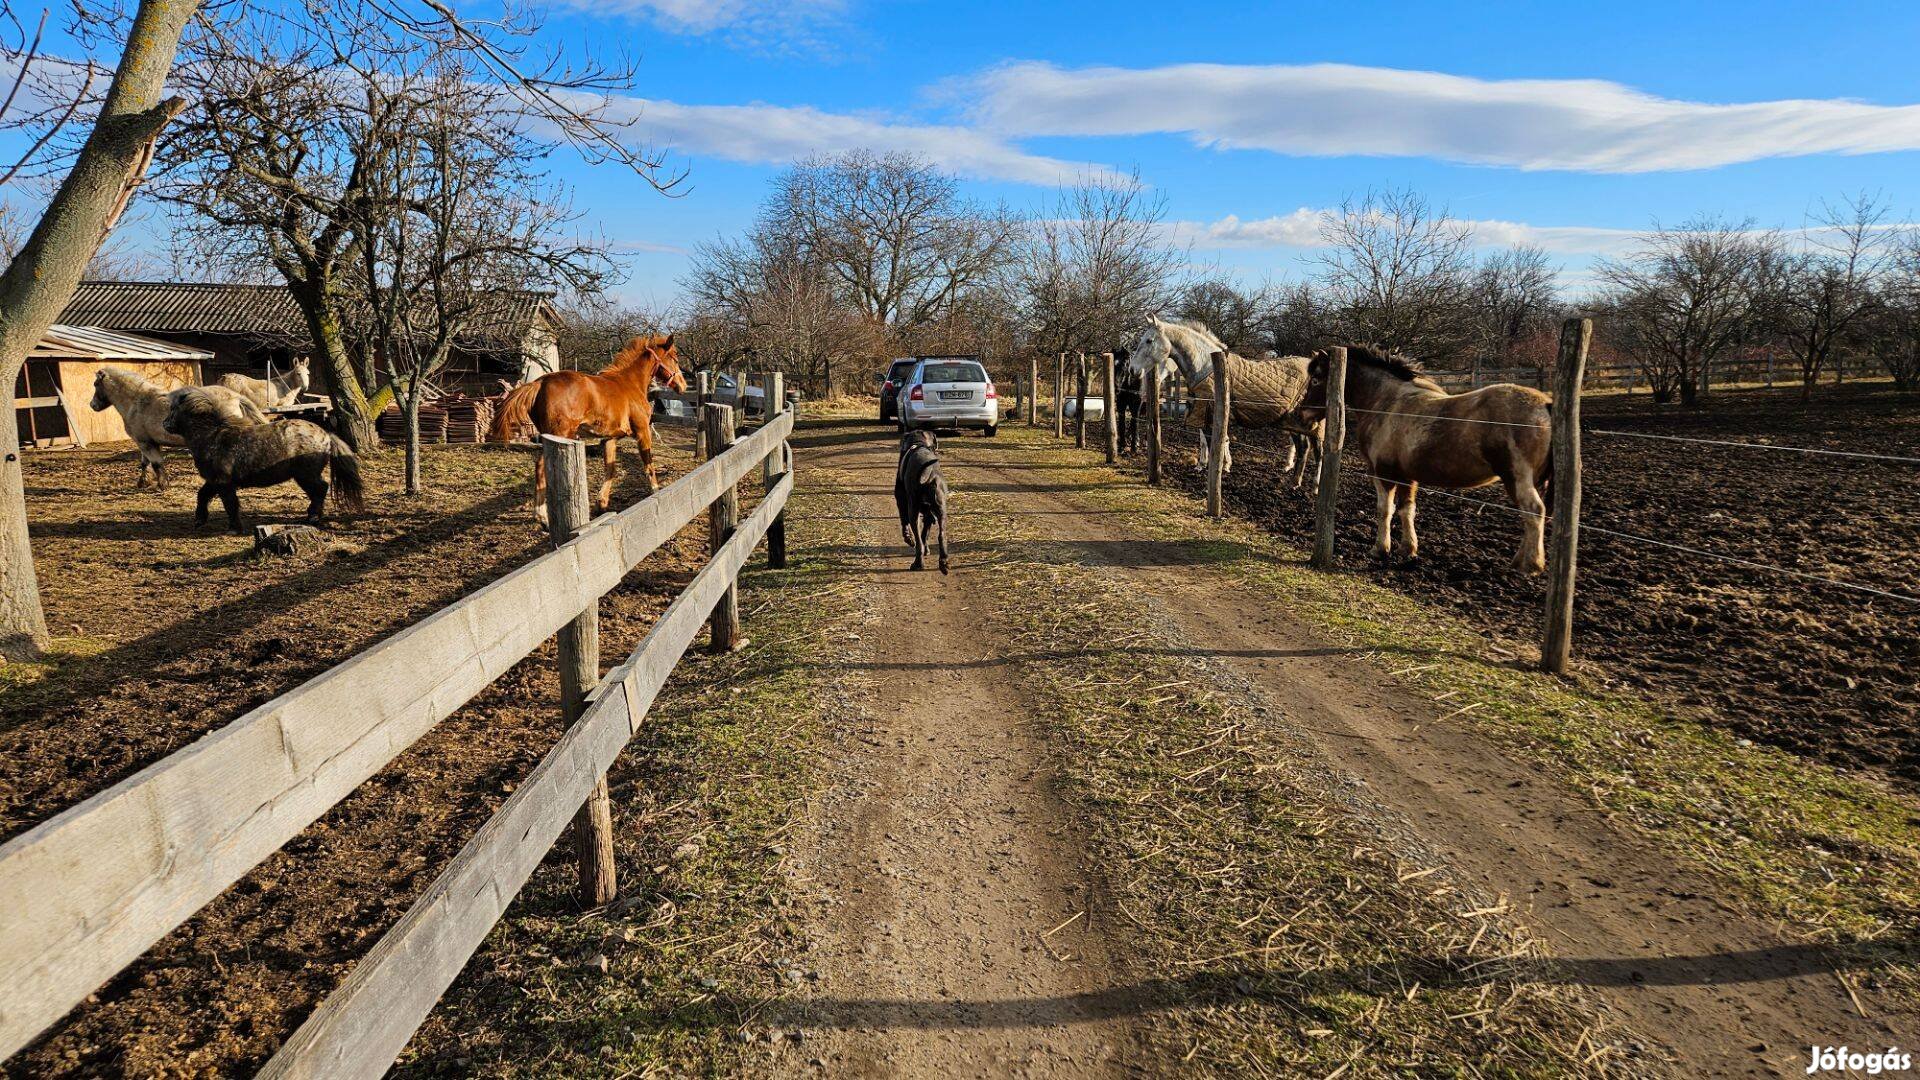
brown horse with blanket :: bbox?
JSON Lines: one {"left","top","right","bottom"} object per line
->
{"left": 490, "top": 334, "right": 689, "bottom": 524}
{"left": 1121, "top": 317, "right": 1321, "bottom": 489}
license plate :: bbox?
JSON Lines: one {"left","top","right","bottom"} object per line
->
{"left": 940, "top": 390, "right": 971, "bottom": 400}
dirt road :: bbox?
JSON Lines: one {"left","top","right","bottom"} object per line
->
{"left": 778, "top": 419, "right": 1908, "bottom": 1077}
{"left": 779, "top": 428, "right": 1138, "bottom": 1077}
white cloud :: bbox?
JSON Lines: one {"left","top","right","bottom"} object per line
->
{"left": 1167, "top": 211, "right": 1642, "bottom": 255}
{"left": 606, "top": 97, "right": 1125, "bottom": 186}
{"left": 965, "top": 61, "right": 1920, "bottom": 173}
{"left": 561, "top": 0, "right": 845, "bottom": 50}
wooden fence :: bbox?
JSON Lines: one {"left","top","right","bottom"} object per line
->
{"left": 0, "top": 390, "right": 797, "bottom": 1075}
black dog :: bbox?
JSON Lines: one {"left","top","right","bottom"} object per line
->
{"left": 895, "top": 430, "right": 950, "bottom": 574}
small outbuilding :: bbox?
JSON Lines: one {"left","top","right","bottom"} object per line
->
{"left": 12, "top": 325, "right": 212, "bottom": 447}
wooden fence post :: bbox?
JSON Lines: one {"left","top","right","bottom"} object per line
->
{"left": 1075, "top": 352, "right": 1089, "bottom": 449}
{"left": 1146, "top": 363, "right": 1162, "bottom": 485}
{"left": 761, "top": 372, "right": 788, "bottom": 570}
{"left": 703, "top": 404, "right": 741, "bottom": 652}
{"left": 1027, "top": 355, "right": 1039, "bottom": 425}
{"left": 1206, "top": 351, "right": 1229, "bottom": 518}
{"left": 693, "top": 371, "right": 711, "bottom": 459}
{"left": 1102, "top": 351, "right": 1118, "bottom": 463}
{"left": 1310, "top": 346, "right": 1348, "bottom": 569}
{"left": 542, "top": 435, "right": 616, "bottom": 906}
{"left": 1541, "top": 318, "right": 1590, "bottom": 675}
{"left": 1054, "top": 353, "right": 1066, "bottom": 438}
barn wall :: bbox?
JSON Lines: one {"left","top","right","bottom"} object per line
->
{"left": 57, "top": 360, "right": 203, "bottom": 444}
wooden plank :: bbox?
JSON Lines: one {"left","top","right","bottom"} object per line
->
{"left": 260, "top": 473, "right": 794, "bottom": 1080}
{"left": 1540, "top": 319, "right": 1590, "bottom": 675}
{"left": 1311, "top": 347, "right": 1348, "bottom": 569}
{"left": 1074, "top": 352, "right": 1088, "bottom": 449}
{"left": 761, "top": 373, "right": 787, "bottom": 570}
{"left": 1053, "top": 353, "right": 1065, "bottom": 438}
{"left": 0, "top": 410, "right": 792, "bottom": 1060}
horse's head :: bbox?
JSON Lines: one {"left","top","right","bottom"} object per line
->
{"left": 1124, "top": 320, "right": 1178, "bottom": 383}
{"left": 1300, "top": 349, "right": 1333, "bottom": 420}
{"left": 162, "top": 387, "right": 222, "bottom": 439}
{"left": 89, "top": 370, "right": 114, "bottom": 412}
{"left": 291, "top": 356, "right": 312, "bottom": 390}
{"left": 650, "top": 334, "right": 689, "bottom": 393}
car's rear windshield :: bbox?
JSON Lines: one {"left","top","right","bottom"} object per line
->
{"left": 921, "top": 362, "right": 986, "bottom": 383}
{"left": 888, "top": 360, "right": 918, "bottom": 377}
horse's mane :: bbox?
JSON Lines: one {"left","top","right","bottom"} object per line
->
{"left": 606, "top": 334, "right": 675, "bottom": 374}
{"left": 1159, "top": 318, "right": 1230, "bottom": 355}
{"left": 1343, "top": 343, "right": 1428, "bottom": 382}
{"left": 97, "top": 365, "right": 156, "bottom": 390}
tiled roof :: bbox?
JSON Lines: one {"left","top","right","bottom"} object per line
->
{"left": 31, "top": 325, "right": 215, "bottom": 362}
{"left": 60, "top": 281, "right": 558, "bottom": 345}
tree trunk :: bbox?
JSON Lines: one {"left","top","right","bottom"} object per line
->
{"left": 289, "top": 278, "right": 377, "bottom": 451}
{"left": 403, "top": 388, "right": 422, "bottom": 495}
{"left": 0, "top": 0, "right": 202, "bottom": 657}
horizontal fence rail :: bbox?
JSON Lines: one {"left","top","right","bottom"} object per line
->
{"left": 0, "top": 406, "right": 794, "bottom": 1061}
{"left": 262, "top": 471, "right": 795, "bottom": 1079}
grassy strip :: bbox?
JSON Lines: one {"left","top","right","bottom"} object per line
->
{"left": 954, "top": 466, "right": 1646, "bottom": 1077}
{"left": 990, "top": 423, "right": 1920, "bottom": 1005}
{"left": 395, "top": 445, "right": 865, "bottom": 1077}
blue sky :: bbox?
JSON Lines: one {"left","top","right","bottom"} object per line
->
{"left": 16, "top": 0, "right": 1920, "bottom": 304}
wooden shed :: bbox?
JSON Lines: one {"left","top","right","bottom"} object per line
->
{"left": 12, "top": 325, "right": 212, "bottom": 447}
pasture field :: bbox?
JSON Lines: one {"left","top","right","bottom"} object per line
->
{"left": 1159, "top": 381, "right": 1920, "bottom": 786}
{"left": 0, "top": 433, "right": 730, "bottom": 1077}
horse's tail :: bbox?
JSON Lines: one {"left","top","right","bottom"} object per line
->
{"left": 329, "top": 435, "right": 367, "bottom": 512}
{"left": 491, "top": 379, "right": 543, "bottom": 442}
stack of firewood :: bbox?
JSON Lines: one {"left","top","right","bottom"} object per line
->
{"left": 377, "top": 393, "right": 501, "bottom": 445}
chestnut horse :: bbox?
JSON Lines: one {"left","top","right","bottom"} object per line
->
{"left": 490, "top": 334, "right": 689, "bottom": 524}
{"left": 1303, "top": 345, "right": 1552, "bottom": 573}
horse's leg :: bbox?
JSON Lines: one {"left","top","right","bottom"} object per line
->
{"left": 532, "top": 451, "right": 550, "bottom": 527}
{"left": 635, "top": 419, "right": 660, "bottom": 493}
{"left": 300, "top": 467, "right": 328, "bottom": 523}
{"left": 152, "top": 451, "right": 168, "bottom": 492}
{"left": 1372, "top": 478, "right": 1398, "bottom": 562}
{"left": 194, "top": 482, "right": 216, "bottom": 528}
{"left": 1281, "top": 435, "right": 1297, "bottom": 473}
{"left": 219, "top": 486, "right": 243, "bottom": 534}
{"left": 1396, "top": 483, "right": 1420, "bottom": 562}
{"left": 1507, "top": 468, "right": 1548, "bottom": 574}
{"left": 598, "top": 438, "right": 619, "bottom": 512}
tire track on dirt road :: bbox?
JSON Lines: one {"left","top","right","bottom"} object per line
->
{"left": 946, "top": 433, "right": 1909, "bottom": 1078}
{"left": 776, "top": 425, "right": 1140, "bottom": 1078}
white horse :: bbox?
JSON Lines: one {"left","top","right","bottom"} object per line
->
{"left": 89, "top": 367, "right": 267, "bottom": 490}
{"left": 1120, "top": 317, "right": 1320, "bottom": 488}
{"left": 216, "top": 356, "right": 311, "bottom": 410}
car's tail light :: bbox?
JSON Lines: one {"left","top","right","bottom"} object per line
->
{"left": 909, "top": 385, "right": 924, "bottom": 401}
{"left": 984, "top": 382, "right": 996, "bottom": 399}
{"left": 883, "top": 380, "right": 893, "bottom": 393}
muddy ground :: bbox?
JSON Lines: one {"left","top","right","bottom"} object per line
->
{"left": 1, "top": 431, "right": 711, "bottom": 1078}
{"left": 1155, "top": 382, "right": 1920, "bottom": 786}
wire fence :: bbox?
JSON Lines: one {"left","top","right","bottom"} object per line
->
{"left": 1151, "top": 418, "right": 1919, "bottom": 605}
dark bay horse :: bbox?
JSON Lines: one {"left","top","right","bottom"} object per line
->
{"left": 490, "top": 334, "right": 689, "bottom": 524}
{"left": 164, "top": 388, "right": 365, "bottom": 533}
{"left": 1303, "top": 345, "right": 1552, "bottom": 573}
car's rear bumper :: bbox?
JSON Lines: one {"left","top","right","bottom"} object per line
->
{"left": 902, "top": 403, "right": 997, "bottom": 428}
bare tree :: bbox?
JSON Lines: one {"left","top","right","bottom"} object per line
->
{"left": 1769, "top": 192, "right": 1895, "bottom": 396}
{"left": 766, "top": 151, "right": 1016, "bottom": 332}
{"left": 1176, "top": 277, "right": 1269, "bottom": 353}
{"left": 1469, "top": 245, "right": 1560, "bottom": 375}
{"left": 1596, "top": 217, "right": 1778, "bottom": 405}
{"left": 160, "top": 3, "right": 678, "bottom": 450}
{"left": 683, "top": 227, "right": 882, "bottom": 394}
{"left": 352, "top": 65, "right": 615, "bottom": 493}
{"left": 1861, "top": 228, "right": 1920, "bottom": 392}
{"left": 1014, "top": 171, "right": 1183, "bottom": 358}
{"left": 1259, "top": 280, "right": 1338, "bottom": 358}
{"left": 0, "top": 0, "right": 200, "bottom": 657}
{"left": 1315, "top": 187, "right": 1477, "bottom": 359}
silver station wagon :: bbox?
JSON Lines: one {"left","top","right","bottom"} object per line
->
{"left": 895, "top": 356, "right": 999, "bottom": 436}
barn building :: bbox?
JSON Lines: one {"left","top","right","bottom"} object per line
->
{"left": 11, "top": 325, "right": 213, "bottom": 447}
{"left": 58, "top": 281, "right": 565, "bottom": 396}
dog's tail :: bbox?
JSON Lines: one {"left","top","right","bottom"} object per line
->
{"left": 329, "top": 435, "right": 367, "bottom": 512}
{"left": 490, "top": 379, "right": 543, "bottom": 442}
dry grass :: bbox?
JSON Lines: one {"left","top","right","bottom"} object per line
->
{"left": 947, "top": 450, "right": 1653, "bottom": 1077}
